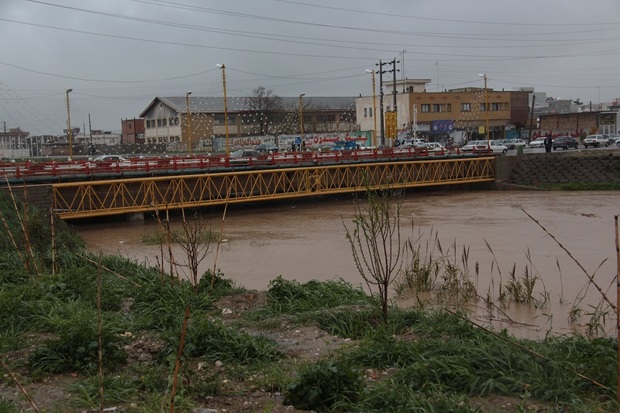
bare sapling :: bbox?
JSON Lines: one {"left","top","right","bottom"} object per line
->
{"left": 169, "top": 304, "right": 191, "bottom": 413}
{"left": 3, "top": 178, "right": 38, "bottom": 273}
{"left": 521, "top": 208, "right": 616, "bottom": 312}
{"left": 343, "top": 185, "right": 403, "bottom": 323}
{"left": 172, "top": 208, "right": 214, "bottom": 292}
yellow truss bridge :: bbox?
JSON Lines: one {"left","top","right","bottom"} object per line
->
{"left": 52, "top": 157, "right": 495, "bottom": 220}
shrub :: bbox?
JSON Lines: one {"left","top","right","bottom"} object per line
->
{"left": 285, "top": 359, "right": 364, "bottom": 412}
{"left": 170, "top": 315, "right": 282, "bottom": 364}
{"left": 28, "top": 302, "right": 127, "bottom": 375}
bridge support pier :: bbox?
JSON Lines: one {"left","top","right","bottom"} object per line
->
{"left": 126, "top": 212, "right": 145, "bottom": 222}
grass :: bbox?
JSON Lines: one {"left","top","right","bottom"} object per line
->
{"left": 0, "top": 193, "right": 618, "bottom": 412}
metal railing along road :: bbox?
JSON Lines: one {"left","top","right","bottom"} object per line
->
{"left": 1, "top": 147, "right": 490, "bottom": 181}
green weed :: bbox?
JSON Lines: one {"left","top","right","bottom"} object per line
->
{"left": 284, "top": 359, "right": 364, "bottom": 411}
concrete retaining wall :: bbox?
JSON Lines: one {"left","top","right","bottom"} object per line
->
{"left": 0, "top": 184, "right": 53, "bottom": 213}
{"left": 495, "top": 151, "right": 620, "bottom": 186}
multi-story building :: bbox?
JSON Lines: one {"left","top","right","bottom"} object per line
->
{"left": 121, "top": 118, "right": 145, "bottom": 144}
{"left": 0, "top": 127, "right": 30, "bottom": 158}
{"left": 357, "top": 79, "right": 530, "bottom": 145}
{"left": 139, "top": 96, "right": 357, "bottom": 152}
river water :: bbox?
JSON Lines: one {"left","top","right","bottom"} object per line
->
{"left": 75, "top": 190, "right": 620, "bottom": 339}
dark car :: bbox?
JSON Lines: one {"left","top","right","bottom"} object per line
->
{"left": 255, "top": 143, "right": 278, "bottom": 153}
{"left": 552, "top": 136, "right": 579, "bottom": 150}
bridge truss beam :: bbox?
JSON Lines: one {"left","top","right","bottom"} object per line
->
{"left": 52, "top": 157, "right": 495, "bottom": 220}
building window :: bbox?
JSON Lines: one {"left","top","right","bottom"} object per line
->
{"left": 480, "top": 103, "right": 488, "bottom": 112}
{"left": 369, "top": 108, "right": 372, "bottom": 117}
{"left": 461, "top": 103, "right": 471, "bottom": 112}
{"left": 364, "top": 108, "right": 367, "bottom": 117}
{"left": 432, "top": 104, "right": 441, "bottom": 112}
{"left": 421, "top": 104, "right": 430, "bottom": 113}
{"left": 317, "top": 114, "right": 336, "bottom": 122}
{"left": 491, "top": 103, "right": 500, "bottom": 111}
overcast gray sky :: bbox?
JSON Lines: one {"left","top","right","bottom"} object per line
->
{"left": 1, "top": 0, "right": 619, "bottom": 134}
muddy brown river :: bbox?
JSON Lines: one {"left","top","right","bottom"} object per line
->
{"left": 76, "top": 190, "right": 620, "bottom": 339}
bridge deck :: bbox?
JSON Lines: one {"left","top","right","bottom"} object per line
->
{"left": 52, "top": 157, "right": 495, "bottom": 220}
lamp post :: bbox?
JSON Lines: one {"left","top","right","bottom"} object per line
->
{"left": 65, "top": 88, "right": 73, "bottom": 160}
{"left": 299, "top": 93, "right": 305, "bottom": 151}
{"left": 365, "top": 69, "right": 377, "bottom": 148}
{"left": 478, "top": 73, "right": 490, "bottom": 148}
{"left": 185, "top": 91, "right": 192, "bottom": 155}
{"left": 216, "top": 64, "right": 229, "bottom": 157}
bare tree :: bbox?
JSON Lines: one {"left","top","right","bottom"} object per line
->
{"left": 343, "top": 185, "right": 404, "bottom": 323}
{"left": 245, "top": 86, "right": 283, "bottom": 135}
{"left": 170, "top": 209, "right": 214, "bottom": 292}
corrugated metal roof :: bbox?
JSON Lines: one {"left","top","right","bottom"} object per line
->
{"left": 141, "top": 96, "right": 356, "bottom": 117}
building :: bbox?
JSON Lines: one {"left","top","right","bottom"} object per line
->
{"left": 539, "top": 111, "right": 618, "bottom": 137}
{"left": 139, "top": 96, "right": 357, "bottom": 152}
{"left": 357, "top": 79, "right": 530, "bottom": 145}
{"left": 0, "top": 127, "right": 30, "bottom": 158}
{"left": 121, "top": 118, "right": 145, "bottom": 144}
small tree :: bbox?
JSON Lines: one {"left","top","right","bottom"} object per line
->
{"left": 343, "top": 186, "right": 403, "bottom": 323}
{"left": 170, "top": 209, "right": 215, "bottom": 292}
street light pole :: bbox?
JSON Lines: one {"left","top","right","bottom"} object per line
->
{"left": 478, "top": 74, "right": 490, "bottom": 148}
{"left": 216, "top": 64, "right": 229, "bottom": 157}
{"left": 185, "top": 91, "right": 192, "bottom": 155}
{"left": 366, "top": 69, "right": 377, "bottom": 148}
{"left": 299, "top": 93, "right": 305, "bottom": 151}
{"left": 65, "top": 88, "right": 73, "bottom": 160}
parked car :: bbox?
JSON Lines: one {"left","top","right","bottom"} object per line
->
{"left": 583, "top": 134, "right": 609, "bottom": 148}
{"left": 400, "top": 138, "right": 426, "bottom": 149}
{"left": 93, "top": 155, "right": 127, "bottom": 162}
{"left": 605, "top": 134, "right": 620, "bottom": 145}
{"left": 461, "top": 140, "right": 508, "bottom": 155}
{"left": 423, "top": 142, "right": 446, "bottom": 152}
{"left": 552, "top": 136, "right": 579, "bottom": 150}
{"left": 228, "top": 149, "right": 262, "bottom": 165}
{"left": 255, "top": 142, "right": 278, "bottom": 153}
{"left": 528, "top": 137, "right": 547, "bottom": 148}
{"left": 502, "top": 139, "right": 527, "bottom": 150}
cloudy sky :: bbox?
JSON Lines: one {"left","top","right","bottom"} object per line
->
{"left": 1, "top": 0, "right": 619, "bottom": 135}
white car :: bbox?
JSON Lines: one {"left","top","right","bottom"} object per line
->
{"left": 502, "top": 139, "right": 527, "bottom": 150}
{"left": 583, "top": 134, "right": 609, "bottom": 148}
{"left": 423, "top": 142, "right": 446, "bottom": 152}
{"left": 93, "top": 155, "right": 128, "bottom": 163}
{"left": 528, "top": 137, "right": 546, "bottom": 148}
{"left": 461, "top": 140, "right": 508, "bottom": 155}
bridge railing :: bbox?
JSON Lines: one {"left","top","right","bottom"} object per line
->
{"left": 0, "top": 147, "right": 492, "bottom": 181}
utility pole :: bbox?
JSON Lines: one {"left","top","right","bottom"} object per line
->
{"left": 88, "top": 114, "right": 93, "bottom": 154}
{"left": 377, "top": 59, "right": 399, "bottom": 147}
{"left": 377, "top": 60, "right": 385, "bottom": 147}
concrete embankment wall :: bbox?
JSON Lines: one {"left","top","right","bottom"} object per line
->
{"left": 0, "top": 184, "right": 53, "bottom": 213}
{"left": 495, "top": 151, "right": 620, "bottom": 186}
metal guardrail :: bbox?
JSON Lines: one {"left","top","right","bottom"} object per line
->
{"left": 1, "top": 147, "right": 490, "bottom": 181}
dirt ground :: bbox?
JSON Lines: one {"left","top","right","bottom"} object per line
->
{"left": 1, "top": 292, "right": 552, "bottom": 412}
{"left": 0, "top": 292, "right": 348, "bottom": 413}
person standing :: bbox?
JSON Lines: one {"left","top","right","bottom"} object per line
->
{"left": 544, "top": 134, "right": 553, "bottom": 153}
